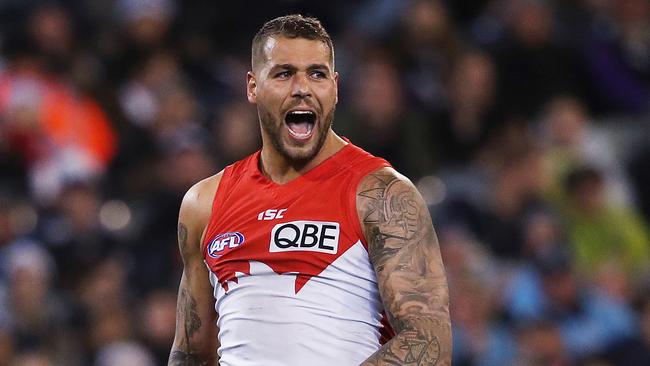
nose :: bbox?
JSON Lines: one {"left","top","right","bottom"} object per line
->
{"left": 291, "top": 72, "right": 311, "bottom": 99}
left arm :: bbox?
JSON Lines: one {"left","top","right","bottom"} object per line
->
{"left": 357, "top": 167, "right": 451, "bottom": 365}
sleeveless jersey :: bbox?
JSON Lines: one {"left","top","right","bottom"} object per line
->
{"left": 202, "top": 142, "right": 394, "bottom": 366}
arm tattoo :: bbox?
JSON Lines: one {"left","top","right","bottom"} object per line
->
{"left": 359, "top": 172, "right": 451, "bottom": 365}
{"left": 181, "top": 288, "right": 202, "bottom": 339}
{"left": 168, "top": 351, "right": 208, "bottom": 366}
{"left": 169, "top": 289, "right": 210, "bottom": 366}
{"left": 178, "top": 222, "right": 189, "bottom": 254}
{"left": 177, "top": 223, "right": 202, "bottom": 342}
{"left": 168, "top": 222, "right": 213, "bottom": 366}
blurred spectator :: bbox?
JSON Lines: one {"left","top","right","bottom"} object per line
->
{"left": 9, "top": 351, "right": 53, "bottom": 366}
{"left": 441, "top": 227, "right": 516, "bottom": 366}
{"left": 154, "top": 85, "right": 203, "bottom": 148}
{"left": 117, "top": 0, "right": 175, "bottom": 48}
{"left": 492, "top": 0, "right": 582, "bottom": 118}
{"left": 0, "top": 44, "right": 116, "bottom": 204}
{"left": 391, "top": 0, "right": 461, "bottom": 112}
{"left": 562, "top": 166, "right": 650, "bottom": 281}
{"left": 432, "top": 50, "right": 501, "bottom": 168}
{"left": 539, "top": 95, "right": 633, "bottom": 208}
{"left": 593, "top": 259, "right": 634, "bottom": 303}
{"left": 0, "top": 324, "right": 14, "bottom": 366}
{"left": 0, "top": 197, "right": 38, "bottom": 252}
{"left": 118, "top": 50, "right": 182, "bottom": 130}
{"left": 28, "top": 4, "right": 74, "bottom": 76}
{"left": 513, "top": 321, "right": 570, "bottom": 366}
{"left": 138, "top": 289, "right": 177, "bottom": 364}
{"left": 521, "top": 208, "right": 565, "bottom": 261}
{"left": 36, "top": 181, "right": 117, "bottom": 291}
{"left": 78, "top": 256, "right": 130, "bottom": 320}
{"left": 129, "top": 144, "right": 215, "bottom": 292}
{"left": 628, "top": 143, "right": 650, "bottom": 228}
{"left": 504, "top": 246, "right": 637, "bottom": 361}
{"left": 501, "top": 208, "right": 565, "bottom": 318}
{"left": 94, "top": 341, "right": 156, "bottom": 366}
{"left": 479, "top": 147, "right": 548, "bottom": 259}
{"left": 582, "top": 0, "right": 650, "bottom": 114}
{"left": 113, "top": 49, "right": 211, "bottom": 199}
{"left": 602, "top": 293, "right": 650, "bottom": 365}
{"left": 337, "top": 54, "right": 433, "bottom": 179}
{"left": 88, "top": 312, "right": 134, "bottom": 362}
{"left": 211, "top": 100, "right": 261, "bottom": 166}
{"left": 446, "top": 0, "right": 494, "bottom": 26}
{"left": 2, "top": 243, "right": 81, "bottom": 365}
{"left": 74, "top": 256, "right": 137, "bottom": 364}
{"left": 112, "top": 0, "right": 176, "bottom": 79}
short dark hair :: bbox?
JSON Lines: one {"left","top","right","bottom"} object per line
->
{"left": 564, "top": 165, "right": 603, "bottom": 196}
{"left": 251, "top": 14, "right": 334, "bottom": 71}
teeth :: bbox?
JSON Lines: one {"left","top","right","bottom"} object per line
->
{"left": 289, "top": 110, "right": 314, "bottom": 115}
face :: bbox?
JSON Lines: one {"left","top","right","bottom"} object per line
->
{"left": 247, "top": 36, "right": 338, "bottom": 164}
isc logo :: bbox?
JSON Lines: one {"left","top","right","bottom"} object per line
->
{"left": 258, "top": 208, "right": 287, "bottom": 221}
{"left": 269, "top": 221, "right": 339, "bottom": 254}
{"left": 208, "top": 232, "right": 245, "bottom": 258}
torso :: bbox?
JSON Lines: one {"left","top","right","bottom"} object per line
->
{"left": 202, "top": 143, "right": 393, "bottom": 366}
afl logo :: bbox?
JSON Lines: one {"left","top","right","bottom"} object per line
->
{"left": 208, "top": 232, "right": 245, "bottom": 258}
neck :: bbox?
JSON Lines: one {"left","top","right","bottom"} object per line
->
{"left": 260, "top": 130, "right": 347, "bottom": 184}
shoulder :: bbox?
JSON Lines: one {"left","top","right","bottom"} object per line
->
{"left": 340, "top": 144, "right": 393, "bottom": 188}
{"left": 355, "top": 166, "right": 415, "bottom": 202}
{"left": 344, "top": 142, "right": 390, "bottom": 165}
{"left": 355, "top": 166, "right": 423, "bottom": 235}
{"left": 179, "top": 171, "right": 224, "bottom": 238}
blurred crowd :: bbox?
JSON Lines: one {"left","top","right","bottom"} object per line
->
{"left": 0, "top": 0, "right": 650, "bottom": 365}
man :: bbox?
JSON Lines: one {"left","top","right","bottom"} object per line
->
{"left": 168, "top": 14, "right": 451, "bottom": 366}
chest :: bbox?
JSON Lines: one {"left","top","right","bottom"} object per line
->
{"left": 203, "top": 176, "right": 365, "bottom": 293}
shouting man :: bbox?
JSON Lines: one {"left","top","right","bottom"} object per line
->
{"left": 168, "top": 14, "right": 451, "bottom": 366}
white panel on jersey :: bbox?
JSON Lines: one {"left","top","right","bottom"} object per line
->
{"left": 208, "top": 241, "right": 385, "bottom": 366}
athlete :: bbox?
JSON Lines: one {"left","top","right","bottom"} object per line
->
{"left": 168, "top": 14, "right": 451, "bottom": 366}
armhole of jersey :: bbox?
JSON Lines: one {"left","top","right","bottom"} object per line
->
{"left": 348, "top": 160, "right": 391, "bottom": 252}
{"left": 201, "top": 167, "right": 233, "bottom": 258}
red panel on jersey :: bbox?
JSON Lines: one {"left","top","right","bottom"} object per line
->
{"left": 202, "top": 143, "right": 389, "bottom": 294}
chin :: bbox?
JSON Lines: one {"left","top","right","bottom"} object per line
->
{"left": 279, "top": 140, "right": 322, "bottom": 164}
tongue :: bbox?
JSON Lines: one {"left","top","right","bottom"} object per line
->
{"left": 287, "top": 121, "right": 311, "bottom": 135}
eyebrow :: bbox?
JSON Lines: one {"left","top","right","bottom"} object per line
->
{"left": 306, "top": 64, "right": 330, "bottom": 71}
{"left": 270, "top": 63, "right": 331, "bottom": 72}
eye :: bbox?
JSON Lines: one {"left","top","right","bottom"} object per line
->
{"left": 275, "top": 70, "right": 292, "bottom": 79}
{"left": 310, "top": 71, "right": 327, "bottom": 79}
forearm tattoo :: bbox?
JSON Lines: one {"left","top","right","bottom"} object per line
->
{"left": 358, "top": 172, "right": 451, "bottom": 365}
{"left": 168, "top": 222, "right": 212, "bottom": 366}
{"left": 180, "top": 287, "right": 202, "bottom": 343}
{"left": 168, "top": 351, "right": 209, "bottom": 366}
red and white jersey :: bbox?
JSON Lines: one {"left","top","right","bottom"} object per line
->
{"left": 202, "top": 142, "right": 394, "bottom": 365}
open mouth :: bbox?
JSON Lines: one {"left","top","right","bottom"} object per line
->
{"left": 285, "top": 110, "right": 316, "bottom": 140}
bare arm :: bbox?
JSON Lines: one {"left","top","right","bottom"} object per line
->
{"left": 169, "top": 175, "right": 222, "bottom": 365}
{"left": 357, "top": 168, "right": 451, "bottom": 365}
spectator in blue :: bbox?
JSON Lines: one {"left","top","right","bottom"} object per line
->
{"left": 503, "top": 245, "right": 637, "bottom": 361}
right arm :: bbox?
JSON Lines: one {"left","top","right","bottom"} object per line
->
{"left": 169, "top": 174, "right": 222, "bottom": 365}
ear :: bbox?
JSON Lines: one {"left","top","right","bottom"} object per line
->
{"left": 247, "top": 71, "right": 257, "bottom": 104}
{"left": 334, "top": 71, "right": 339, "bottom": 105}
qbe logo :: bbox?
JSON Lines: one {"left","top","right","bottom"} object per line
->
{"left": 270, "top": 221, "right": 339, "bottom": 254}
{"left": 208, "top": 232, "right": 245, "bottom": 258}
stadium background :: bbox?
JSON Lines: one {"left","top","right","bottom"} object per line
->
{"left": 1, "top": 0, "right": 650, "bottom": 365}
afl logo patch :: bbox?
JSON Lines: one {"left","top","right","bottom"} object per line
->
{"left": 208, "top": 232, "right": 245, "bottom": 258}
